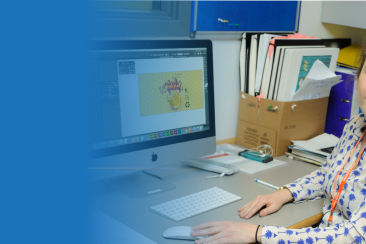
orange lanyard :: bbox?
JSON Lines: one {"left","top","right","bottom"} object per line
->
{"left": 328, "top": 130, "right": 366, "bottom": 226}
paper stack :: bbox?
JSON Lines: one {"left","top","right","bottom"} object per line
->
{"left": 287, "top": 133, "right": 339, "bottom": 166}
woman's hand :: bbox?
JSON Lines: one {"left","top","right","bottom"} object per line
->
{"left": 238, "top": 188, "right": 293, "bottom": 219}
{"left": 190, "top": 221, "right": 261, "bottom": 244}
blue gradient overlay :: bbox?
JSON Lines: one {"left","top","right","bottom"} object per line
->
{"left": 2, "top": 1, "right": 214, "bottom": 243}
{"left": 2, "top": 1, "right": 87, "bottom": 243}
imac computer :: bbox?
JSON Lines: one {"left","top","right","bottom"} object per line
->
{"left": 89, "top": 40, "right": 216, "bottom": 197}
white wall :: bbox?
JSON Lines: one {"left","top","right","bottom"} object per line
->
{"left": 212, "top": 1, "right": 366, "bottom": 142}
{"left": 212, "top": 40, "right": 241, "bottom": 141}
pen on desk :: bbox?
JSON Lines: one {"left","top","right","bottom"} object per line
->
{"left": 254, "top": 179, "right": 279, "bottom": 190}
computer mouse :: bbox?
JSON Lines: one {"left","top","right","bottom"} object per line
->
{"left": 163, "top": 226, "right": 208, "bottom": 240}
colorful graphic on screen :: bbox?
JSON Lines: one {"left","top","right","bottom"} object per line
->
{"left": 138, "top": 70, "right": 204, "bottom": 117}
{"left": 296, "top": 55, "right": 331, "bottom": 92}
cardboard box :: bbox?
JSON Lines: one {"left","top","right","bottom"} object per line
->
{"left": 236, "top": 92, "right": 329, "bottom": 156}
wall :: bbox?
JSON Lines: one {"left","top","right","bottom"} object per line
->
{"left": 212, "top": 1, "right": 366, "bottom": 141}
{"left": 212, "top": 40, "right": 241, "bottom": 141}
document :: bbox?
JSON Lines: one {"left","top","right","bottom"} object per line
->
{"left": 234, "top": 159, "right": 287, "bottom": 174}
{"left": 204, "top": 153, "right": 246, "bottom": 164}
{"left": 204, "top": 144, "right": 247, "bottom": 165}
{"left": 291, "top": 60, "right": 343, "bottom": 101}
{"left": 291, "top": 133, "right": 339, "bottom": 157}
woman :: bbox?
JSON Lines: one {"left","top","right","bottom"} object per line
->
{"left": 191, "top": 45, "right": 366, "bottom": 244}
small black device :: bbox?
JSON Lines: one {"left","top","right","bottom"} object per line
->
{"left": 318, "top": 146, "right": 334, "bottom": 154}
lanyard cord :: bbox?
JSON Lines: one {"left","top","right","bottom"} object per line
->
{"left": 328, "top": 130, "right": 366, "bottom": 226}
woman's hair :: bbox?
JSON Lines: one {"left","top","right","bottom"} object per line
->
{"left": 357, "top": 44, "right": 366, "bottom": 79}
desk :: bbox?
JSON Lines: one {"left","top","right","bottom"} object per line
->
{"left": 88, "top": 155, "right": 323, "bottom": 244}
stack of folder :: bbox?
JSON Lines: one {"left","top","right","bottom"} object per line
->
{"left": 240, "top": 33, "right": 345, "bottom": 102}
{"left": 337, "top": 44, "right": 362, "bottom": 70}
{"left": 286, "top": 145, "right": 327, "bottom": 166}
{"left": 286, "top": 133, "right": 339, "bottom": 166}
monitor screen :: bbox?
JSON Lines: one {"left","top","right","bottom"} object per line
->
{"left": 89, "top": 41, "right": 215, "bottom": 161}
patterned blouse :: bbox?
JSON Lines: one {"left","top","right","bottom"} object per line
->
{"left": 261, "top": 113, "right": 366, "bottom": 244}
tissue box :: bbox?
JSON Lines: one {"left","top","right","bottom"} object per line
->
{"left": 236, "top": 92, "right": 329, "bottom": 156}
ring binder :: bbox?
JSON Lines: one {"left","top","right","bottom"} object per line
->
{"left": 325, "top": 67, "right": 360, "bottom": 137}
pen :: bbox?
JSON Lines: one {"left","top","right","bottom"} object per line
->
{"left": 254, "top": 179, "right": 279, "bottom": 190}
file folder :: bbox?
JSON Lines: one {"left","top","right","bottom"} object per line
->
{"left": 324, "top": 68, "right": 360, "bottom": 138}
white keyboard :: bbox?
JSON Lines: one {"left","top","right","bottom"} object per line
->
{"left": 150, "top": 187, "right": 242, "bottom": 222}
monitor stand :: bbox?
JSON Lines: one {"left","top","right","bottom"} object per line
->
{"left": 105, "top": 170, "right": 175, "bottom": 198}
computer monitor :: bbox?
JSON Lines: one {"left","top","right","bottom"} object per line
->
{"left": 88, "top": 40, "right": 216, "bottom": 194}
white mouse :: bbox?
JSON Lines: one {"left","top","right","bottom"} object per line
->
{"left": 163, "top": 226, "right": 208, "bottom": 240}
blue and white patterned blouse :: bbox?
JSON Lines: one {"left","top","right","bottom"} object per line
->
{"left": 261, "top": 113, "right": 366, "bottom": 244}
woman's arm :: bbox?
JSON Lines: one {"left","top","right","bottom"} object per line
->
{"left": 261, "top": 199, "right": 366, "bottom": 244}
{"left": 238, "top": 150, "right": 336, "bottom": 219}
{"left": 191, "top": 199, "right": 366, "bottom": 244}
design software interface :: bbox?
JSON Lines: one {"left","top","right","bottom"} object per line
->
{"left": 90, "top": 47, "right": 211, "bottom": 150}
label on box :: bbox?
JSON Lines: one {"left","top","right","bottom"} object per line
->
{"left": 236, "top": 121, "right": 277, "bottom": 153}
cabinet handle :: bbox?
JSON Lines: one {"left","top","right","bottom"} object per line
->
{"left": 340, "top": 117, "right": 349, "bottom": 122}
{"left": 341, "top": 99, "right": 350, "bottom": 103}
